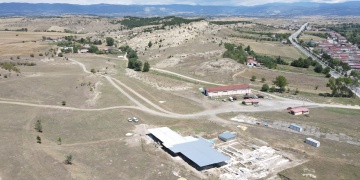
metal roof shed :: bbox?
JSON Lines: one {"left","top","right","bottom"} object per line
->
{"left": 148, "top": 127, "right": 230, "bottom": 169}
{"left": 169, "top": 137, "right": 230, "bottom": 167}
{"left": 218, "top": 132, "right": 236, "bottom": 142}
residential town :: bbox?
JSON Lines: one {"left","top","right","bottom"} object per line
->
{"left": 316, "top": 31, "right": 360, "bottom": 70}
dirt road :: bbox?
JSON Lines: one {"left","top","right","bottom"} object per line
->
{"left": 1, "top": 58, "right": 359, "bottom": 121}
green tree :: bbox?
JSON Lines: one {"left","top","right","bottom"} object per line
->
{"left": 148, "top": 41, "right": 152, "bottom": 48}
{"left": 58, "top": 53, "right": 63, "bottom": 57}
{"left": 36, "top": 135, "right": 41, "bottom": 144}
{"left": 134, "top": 61, "right": 143, "bottom": 71}
{"left": 313, "top": 48, "right": 318, "bottom": 54}
{"left": 273, "top": 76, "right": 288, "bottom": 92}
{"left": 269, "top": 86, "right": 276, "bottom": 92}
{"left": 62, "top": 101, "right": 66, "bottom": 106}
{"left": 142, "top": 61, "right": 150, "bottom": 72}
{"left": 261, "top": 84, "right": 269, "bottom": 92}
{"left": 244, "top": 45, "right": 251, "bottom": 51}
{"left": 322, "top": 66, "right": 331, "bottom": 74}
{"left": 35, "top": 120, "right": 42, "bottom": 133}
{"left": 88, "top": 45, "right": 99, "bottom": 53}
{"left": 314, "top": 64, "right": 323, "bottom": 73}
{"left": 250, "top": 75, "right": 256, "bottom": 81}
{"left": 326, "top": 77, "right": 353, "bottom": 97}
{"left": 106, "top": 37, "right": 114, "bottom": 46}
{"left": 58, "top": 137, "right": 62, "bottom": 145}
{"left": 350, "top": 70, "right": 360, "bottom": 79}
{"left": 90, "top": 68, "right": 96, "bottom": 74}
{"left": 30, "top": 54, "right": 34, "bottom": 57}
{"left": 64, "top": 154, "right": 73, "bottom": 165}
{"left": 127, "top": 58, "right": 137, "bottom": 69}
{"left": 261, "top": 77, "right": 266, "bottom": 82}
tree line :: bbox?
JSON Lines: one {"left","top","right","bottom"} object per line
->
{"left": 210, "top": 21, "right": 252, "bottom": 25}
{"left": 120, "top": 45, "right": 150, "bottom": 72}
{"left": 112, "top": 16, "right": 204, "bottom": 29}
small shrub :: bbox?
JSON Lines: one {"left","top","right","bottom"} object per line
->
{"left": 36, "top": 136, "right": 41, "bottom": 144}
{"left": 35, "top": 120, "right": 42, "bottom": 132}
{"left": 64, "top": 154, "right": 73, "bottom": 165}
{"left": 250, "top": 75, "right": 256, "bottom": 81}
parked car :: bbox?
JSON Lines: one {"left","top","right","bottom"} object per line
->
{"left": 133, "top": 117, "right": 138, "bottom": 122}
{"left": 256, "top": 94, "right": 264, "bottom": 98}
{"left": 232, "top": 96, "right": 237, "bottom": 100}
{"left": 243, "top": 93, "right": 252, "bottom": 99}
{"left": 128, "top": 118, "right": 133, "bottom": 122}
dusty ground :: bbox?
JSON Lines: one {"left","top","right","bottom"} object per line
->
{"left": 1, "top": 15, "right": 359, "bottom": 180}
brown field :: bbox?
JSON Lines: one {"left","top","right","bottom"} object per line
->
{"left": 1, "top": 16, "right": 360, "bottom": 180}
{"left": 299, "top": 34, "right": 326, "bottom": 42}
{"left": 0, "top": 104, "right": 229, "bottom": 180}
{"left": 230, "top": 37, "right": 306, "bottom": 59}
{"left": 0, "top": 31, "right": 85, "bottom": 56}
{"left": 237, "top": 68, "right": 330, "bottom": 93}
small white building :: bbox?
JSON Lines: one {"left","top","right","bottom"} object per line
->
{"left": 289, "top": 123, "right": 303, "bottom": 132}
{"left": 204, "top": 84, "right": 251, "bottom": 97}
{"left": 305, "top": 138, "right": 320, "bottom": 147}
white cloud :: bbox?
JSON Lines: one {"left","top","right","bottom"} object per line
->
{"left": 0, "top": 0, "right": 358, "bottom": 6}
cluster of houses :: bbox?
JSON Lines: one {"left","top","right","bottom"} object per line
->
{"left": 317, "top": 31, "right": 360, "bottom": 70}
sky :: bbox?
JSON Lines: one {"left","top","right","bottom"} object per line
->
{"left": 0, "top": 0, "right": 358, "bottom": 6}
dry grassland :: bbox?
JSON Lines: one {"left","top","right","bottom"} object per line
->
{"left": 0, "top": 31, "right": 84, "bottom": 56}
{"left": 0, "top": 16, "right": 120, "bottom": 33}
{"left": 299, "top": 34, "right": 326, "bottom": 42}
{"left": 237, "top": 68, "right": 329, "bottom": 92}
{"left": 245, "top": 108, "right": 360, "bottom": 139}
{"left": 230, "top": 37, "right": 306, "bottom": 59}
{"left": 0, "top": 102, "right": 230, "bottom": 179}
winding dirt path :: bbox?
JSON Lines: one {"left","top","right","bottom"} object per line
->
{"left": 1, "top": 57, "right": 359, "bottom": 120}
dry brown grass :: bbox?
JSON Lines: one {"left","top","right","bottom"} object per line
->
{"left": 237, "top": 68, "right": 329, "bottom": 93}
{"left": 300, "top": 34, "right": 326, "bottom": 42}
{"left": 229, "top": 37, "right": 306, "bottom": 59}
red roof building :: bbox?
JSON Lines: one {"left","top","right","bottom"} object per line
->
{"left": 289, "top": 107, "right": 310, "bottom": 115}
{"left": 205, "top": 84, "right": 251, "bottom": 97}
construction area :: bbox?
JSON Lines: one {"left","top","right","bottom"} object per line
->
{"left": 205, "top": 140, "right": 296, "bottom": 180}
{"left": 145, "top": 127, "right": 301, "bottom": 179}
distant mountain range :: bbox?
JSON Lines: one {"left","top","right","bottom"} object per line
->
{"left": 1, "top": 2, "right": 360, "bottom": 17}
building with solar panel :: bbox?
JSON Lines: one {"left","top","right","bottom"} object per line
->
{"left": 148, "top": 127, "right": 230, "bottom": 170}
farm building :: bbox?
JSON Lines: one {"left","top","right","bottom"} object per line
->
{"left": 218, "top": 132, "right": 236, "bottom": 142}
{"left": 148, "top": 127, "right": 230, "bottom": 170}
{"left": 305, "top": 138, "right": 320, "bottom": 147}
{"left": 289, "top": 123, "right": 303, "bottom": 132}
{"left": 289, "top": 107, "right": 310, "bottom": 115}
{"left": 247, "top": 56, "right": 260, "bottom": 67}
{"left": 242, "top": 99, "right": 259, "bottom": 105}
{"left": 204, "top": 84, "right": 251, "bottom": 97}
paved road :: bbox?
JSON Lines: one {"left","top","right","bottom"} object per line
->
{"left": 289, "top": 23, "right": 360, "bottom": 98}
